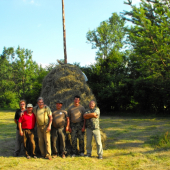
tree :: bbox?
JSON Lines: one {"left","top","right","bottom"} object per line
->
{"left": 11, "top": 46, "right": 39, "bottom": 99}
{"left": 0, "top": 46, "right": 48, "bottom": 108}
{"left": 86, "top": 13, "right": 125, "bottom": 59}
{"left": 0, "top": 47, "right": 18, "bottom": 108}
{"left": 123, "top": 0, "right": 170, "bottom": 113}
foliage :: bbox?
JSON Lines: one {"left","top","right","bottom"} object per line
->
{"left": 83, "top": 0, "right": 170, "bottom": 114}
{"left": 0, "top": 46, "right": 49, "bottom": 108}
{"left": 1, "top": 0, "right": 170, "bottom": 114}
{"left": 86, "top": 13, "right": 125, "bottom": 59}
{"left": 146, "top": 131, "right": 170, "bottom": 149}
{"left": 122, "top": 0, "right": 170, "bottom": 113}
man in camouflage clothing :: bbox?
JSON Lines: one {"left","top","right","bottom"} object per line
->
{"left": 52, "top": 100, "right": 69, "bottom": 158}
{"left": 68, "top": 95, "right": 85, "bottom": 157}
{"left": 83, "top": 100, "right": 103, "bottom": 159}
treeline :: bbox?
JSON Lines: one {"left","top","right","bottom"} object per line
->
{"left": 1, "top": 0, "right": 170, "bottom": 115}
{"left": 0, "top": 46, "right": 52, "bottom": 108}
{"left": 82, "top": 0, "right": 170, "bottom": 114}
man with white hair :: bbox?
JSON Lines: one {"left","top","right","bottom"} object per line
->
{"left": 33, "top": 97, "right": 53, "bottom": 160}
{"left": 83, "top": 100, "right": 103, "bottom": 159}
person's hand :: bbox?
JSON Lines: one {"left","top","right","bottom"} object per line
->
{"left": 46, "top": 126, "right": 51, "bottom": 132}
{"left": 66, "top": 126, "right": 69, "bottom": 132}
{"left": 20, "top": 111, "right": 25, "bottom": 117}
{"left": 81, "top": 127, "right": 85, "bottom": 132}
{"left": 94, "top": 115, "right": 98, "bottom": 118}
{"left": 19, "top": 131, "right": 23, "bottom": 136}
{"left": 69, "top": 127, "right": 72, "bottom": 133}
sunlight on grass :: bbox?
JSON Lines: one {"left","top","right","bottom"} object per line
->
{"left": 0, "top": 111, "right": 170, "bottom": 169}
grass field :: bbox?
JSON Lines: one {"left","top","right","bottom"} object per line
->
{"left": 0, "top": 111, "right": 170, "bottom": 170}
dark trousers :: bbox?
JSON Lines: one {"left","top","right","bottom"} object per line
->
{"left": 23, "top": 129, "right": 36, "bottom": 156}
{"left": 52, "top": 127, "right": 66, "bottom": 154}
{"left": 14, "top": 129, "right": 23, "bottom": 155}
{"left": 70, "top": 122, "right": 84, "bottom": 154}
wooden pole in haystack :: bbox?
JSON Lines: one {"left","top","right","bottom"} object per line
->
{"left": 62, "top": 0, "right": 67, "bottom": 64}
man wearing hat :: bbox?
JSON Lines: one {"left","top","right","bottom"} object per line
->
{"left": 52, "top": 100, "right": 69, "bottom": 158}
{"left": 18, "top": 103, "right": 37, "bottom": 159}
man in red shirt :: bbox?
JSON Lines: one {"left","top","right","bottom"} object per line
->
{"left": 18, "top": 103, "right": 36, "bottom": 159}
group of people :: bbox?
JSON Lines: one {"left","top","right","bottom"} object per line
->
{"left": 14, "top": 95, "right": 103, "bottom": 160}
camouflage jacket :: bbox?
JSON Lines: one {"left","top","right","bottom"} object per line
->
{"left": 85, "top": 107, "right": 100, "bottom": 130}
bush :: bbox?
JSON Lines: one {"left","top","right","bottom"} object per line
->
{"left": 146, "top": 131, "right": 170, "bottom": 149}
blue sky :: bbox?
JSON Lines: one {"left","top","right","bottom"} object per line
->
{"left": 0, "top": 0, "right": 140, "bottom": 67}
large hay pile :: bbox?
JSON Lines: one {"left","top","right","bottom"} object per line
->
{"left": 40, "top": 64, "right": 95, "bottom": 111}
{"left": 40, "top": 64, "right": 107, "bottom": 154}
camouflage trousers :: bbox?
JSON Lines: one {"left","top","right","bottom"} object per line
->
{"left": 70, "top": 122, "right": 84, "bottom": 154}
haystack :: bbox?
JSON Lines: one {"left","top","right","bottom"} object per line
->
{"left": 40, "top": 64, "right": 95, "bottom": 111}
{"left": 40, "top": 64, "right": 107, "bottom": 154}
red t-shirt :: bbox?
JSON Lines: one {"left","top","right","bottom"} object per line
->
{"left": 18, "top": 111, "right": 36, "bottom": 130}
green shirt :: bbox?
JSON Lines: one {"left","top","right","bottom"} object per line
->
{"left": 85, "top": 107, "right": 100, "bottom": 130}
{"left": 33, "top": 106, "right": 52, "bottom": 126}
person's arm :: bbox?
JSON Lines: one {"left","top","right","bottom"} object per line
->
{"left": 20, "top": 110, "right": 26, "bottom": 117}
{"left": 18, "top": 122, "right": 23, "bottom": 136}
{"left": 46, "top": 115, "right": 53, "bottom": 132}
{"left": 81, "top": 119, "right": 86, "bottom": 132}
{"left": 14, "top": 119, "right": 17, "bottom": 124}
{"left": 14, "top": 110, "right": 18, "bottom": 124}
{"left": 66, "top": 117, "right": 71, "bottom": 132}
{"left": 81, "top": 107, "right": 86, "bottom": 132}
{"left": 67, "top": 108, "right": 72, "bottom": 133}
{"left": 84, "top": 112, "right": 98, "bottom": 119}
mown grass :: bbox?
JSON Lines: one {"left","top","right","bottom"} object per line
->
{"left": 0, "top": 111, "right": 170, "bottom": 170}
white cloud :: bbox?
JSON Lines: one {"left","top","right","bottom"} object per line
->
{"left": 132, "top": 0, "right": 141, "bottom": 5}
{"left": 82, "top": 60, "right": 96, "bottom": 67}
{"left": 22, "top": 0, "right": 40, "bottom": 6}
{"left": 30, "top": 0, "right": 34, "bottom": 4}
{"left": 38, "top": 63, "right": 48, "bottom": 68}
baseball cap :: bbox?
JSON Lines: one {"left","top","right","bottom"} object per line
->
{"left": 56, "top": 100, "right": 63, "bottom": 104}
{"left": 27, "top": 103, "right": 33, "bottom": 108}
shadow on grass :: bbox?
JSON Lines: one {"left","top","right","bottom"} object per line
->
{"left": 100, "top": 116, "right": 170, "bottom": 151}
{"left": 1, "top": 115, "right": 170, "bottom": 157}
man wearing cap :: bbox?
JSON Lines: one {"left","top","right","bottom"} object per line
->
{"left": 18, "top": 104, "right": 37, "bottom": 159}
{"left": 83, "top": 100, "right": 103, "bottom": 159}
{"left": 52, "top": 100, "right": 69, "bottom": 158}
{"left": 67, "top": 95, "right": 85, "bottom": 157}
{"left": 33, "top": 97, "right": 53, "bottom": 160}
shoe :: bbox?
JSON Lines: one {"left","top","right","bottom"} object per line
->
{"left": 85, "top": 154, "right": 91, "bottom": 157}
{"left": 27, "top": 156, "right": 31, "bottom": 159}
{"left": 62, "top": 154, "right": 66, "bottom": 159}
{"left": 98, "top": 155, "right": 103, "bottom": 159}
{"left": 80, "top": 153, "right": 84, "bottom": 156}
{"left": 45, "top": 156, "right": 52, "bottom": 160}
{"left": 52, "top": 154, "right": 58, "bottom": 158}
{"left": 33, "top": 155, "right": 37, "bottom": 159}
{"left": 71, "top": 154, "right": 76, "bottom": 157}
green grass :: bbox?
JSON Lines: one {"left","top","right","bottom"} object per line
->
{"left": 0, "top": 111, "right": 170, "bottom": 169}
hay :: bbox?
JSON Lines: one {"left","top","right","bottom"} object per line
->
{"left": 40, "top": 64, "right": 107, "bottom": 154}
{"left": 40, "top": 64, "right": 96, "bottom": 111}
